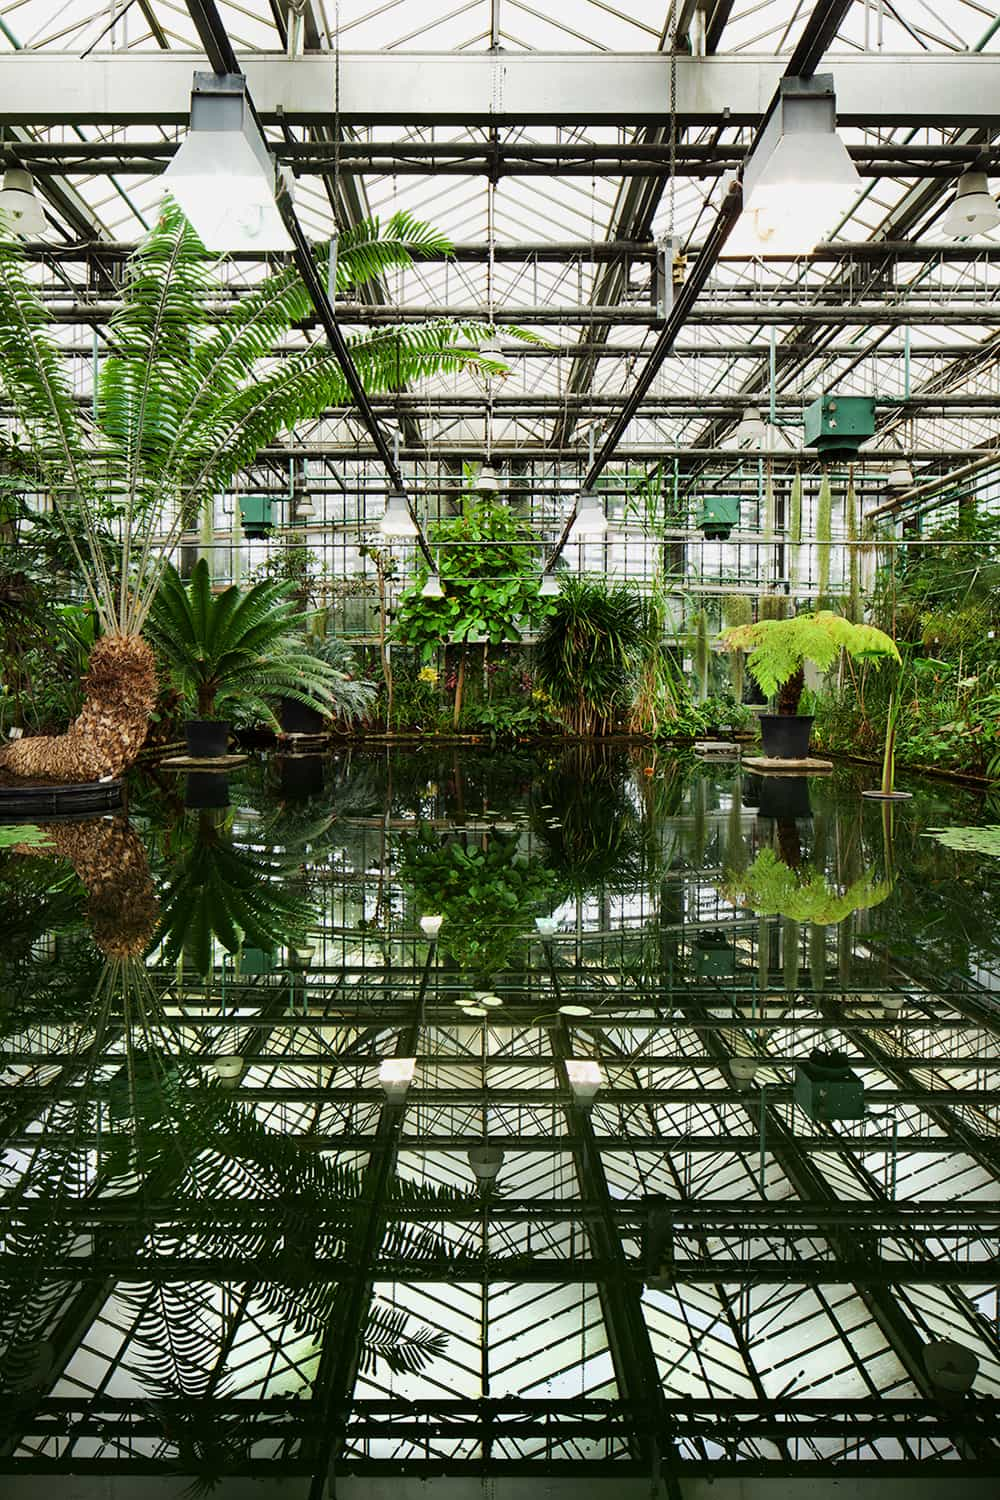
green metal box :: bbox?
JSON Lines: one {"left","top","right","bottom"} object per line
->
{"left": 803, "top": 395, "right": 876, "bottom": 462}
{"left": 697, "top": 495, "right": 741, "bottom": 540}
{"left": 240, "top": 946, "right": 276, "bottom": 975}
{"left": 794, "top": 1050, "right": 865, "bottom": 1121}
{"left": 240, "top": 494, "right": 274, "bottom": 537}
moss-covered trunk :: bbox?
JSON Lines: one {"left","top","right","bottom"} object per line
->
{"left": 0, "top": 634, "right": 157, "bottom": 782}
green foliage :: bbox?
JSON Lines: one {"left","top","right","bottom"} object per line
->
{"left": 146, "top": 560, "right": 373, "bottom": 725}
{"left": 692, "top": 608, "right": 711, "bottom": 703}
{"left": 722, "top": 594, "right": 753, "bottom": 629}
{"left": 153, "top": 812, "right": 319, "bottom": 974}
{"left": 0, "top": 824, "right": 51, "bottom": 849}
{"left": 720, "top": 610, "right": 900, "bottom": 699}
{"left": 393, "top": 499, "right": 551, "bottom": 660}
{"left": 922, "top": 825, "right": 1000, "bottom": 857}
{"left": 722, "top": 847, "right": 891, "bottom": 925}
{"left": 399, "top": 825, "right": 557, "bottom": 978}
{"left": 815, "top": 471, "right": 833, "bottom": 600}
{"left": 535, "top": 577, "right": 644, "bottom": 736}
{"left": 759, "top": 594, "right": 789, "bottom": 621}
{"left": 0, "top": 205, "right": 500, "bottom": 635}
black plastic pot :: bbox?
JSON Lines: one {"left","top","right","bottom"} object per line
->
{"left": 184, "top": 719, "right": 230, "bottom": 758}
{"left": 280, "top": 697, "right": 326, "bottom": 736}
{"left": 759, "top": 713, "right": 813, "bottom": 760}
{"left": 757, "top": 775, "right": 813, "bottom": 822}
{"left": 183, "top": 772, "right": 230, "bottom": 811}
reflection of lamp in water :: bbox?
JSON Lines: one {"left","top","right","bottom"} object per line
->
{"left": 420, "top": 914, "right": 443, "bottom": 940}
{"left": 213, "top": 1054, "right": 244, "bottom": 1089}
{"left": 535, "top": 916, "right": 557, "bottom": 937}
{"left": 379, "top": 1056, "right": 416, "bottom": 1100}
{"left": 467, "top": 1144, "right": 505, "bottom": 1183}
{"left": 729, "top": 1056, "right": 760, "bottom": 1090}
{"left": 566, "top": 1058, "right": 603, "bottom": 1105}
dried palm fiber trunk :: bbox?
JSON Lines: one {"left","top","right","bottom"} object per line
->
{"left": 0, "top": 634, "right": 157, "bottom": 782}
{"left": 15, "top": 817, "right": 159, "bottom": 958}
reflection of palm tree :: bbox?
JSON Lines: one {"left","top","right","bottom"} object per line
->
{"left": 153, "top": 810, "right": 325, "bottom": 974}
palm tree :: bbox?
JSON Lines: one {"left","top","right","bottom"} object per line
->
{"left": 0, "top": 206, "right": 503, "bottom": 781}
{"left": 146, "top": 559, "right": 375, "bottom": 728}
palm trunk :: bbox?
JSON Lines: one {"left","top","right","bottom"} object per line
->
{"left": 16, "top": 816, "right": 159, "bottom": 958}
{"left": 0, "top": 634, "right": 157, "bottom": 782}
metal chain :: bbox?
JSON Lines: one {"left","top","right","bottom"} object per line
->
{"left": 668, "top": 34, "right": 677, "bottom": 237}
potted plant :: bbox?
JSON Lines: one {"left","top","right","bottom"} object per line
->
{"left": 146, "top": 561, "right": 370, "bottom": 758}
{"left": 720, "top": 610, "right": 899, "bottom": 760}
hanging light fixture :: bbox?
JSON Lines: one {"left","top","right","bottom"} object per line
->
{"left": 213, "top": 1055, "right": 244, "bottom": 1089}
{"left": 565, "top": 1058, "right": 603, "bottom": 1104}
{"left": 419, "top": 914, "right": 443, "bottom": 939}
{"left": 535, "top": 916, "right": 558, "bottom": 937}
{"left": 885, "top": 459, "right": 914, "bottom": 491}
{"left": 941, "top": 171, "right": 1000, "bottom": 239}
{"left": 161, "top": 72, "right": 294, "bottom": 252}
{"left": 0, "top": 168, "right": 47, "bottom": 237}
{"left": 569, "top": 492, "right": 608, "bottom": 540}
{"left": 476, "top": 463, "right": 501, "bottom": 496}
{"left": 539, "top": 571, "right": 560, "bottom": 597}
{"left": 378, "top": 492, "right": 419, "bottom": 538}
{"left": 733, "top": 406, "right": 767, "bottom": 450}
{"left": 467, "top": 1145, "right": 505, "bottom": 1183}
{"left": 378, "top": 1056, "right": 416, "bottom": 1100}
{"left": 731, "top": 76, "right": 860, "bottom": 255}
{"left": 421, "top": 572, "right": 445, "bottom": 599}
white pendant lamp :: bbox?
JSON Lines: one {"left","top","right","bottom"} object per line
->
{"left": 732, "top": 75, "right": 860, "bottom": 255}
{"left": 566, "top": 1058, "right": 603, "bottom": 1104}
{"left": 379, "top": 1056, "right": 416, "bottom": 1100}
{"left": 734, "top": 406, "right": 767, "bottom": 450}
{"left": 419, "top": 914, "right": 443, "bottom": 939}
{"left": 476, "top": 463, "right": 501, "bottom": 495}
{"left": 213, "top": 1054, "right": 244, "bottom": 1089}
{"left": 421, "top": 572, "right": 445, "bottom": 599}
{"left": 378, "top": 492, "right": 419, "bottom": 538}
{"left": 941, "top": 171, "right": 1000, "bottom": 239}
{"left": 569, "top": 492, "right": 608, "bottom": 540}
{"left": 0, "top": 169, "right": 47, "bottom": 238}
{"left": 885, "top": 459, "right": 914, "bottom": 491}
{"left": 535, "top": 916, "right": 558, "bottom": 937}
{"left": 539, "top": 571, "right": 560, "bottom": 597}
{"left": 162, "top": 72, "right": 294, "bottom": 252}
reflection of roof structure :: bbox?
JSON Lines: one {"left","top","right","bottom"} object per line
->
{"left": 2, "top": 758, "right": 1000, "bottom": 1492}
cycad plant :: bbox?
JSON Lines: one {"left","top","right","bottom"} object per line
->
{"left": 535, "top": 577, "right": 644, "bottom": 736}
{"left": 146, "top": 560, "right": 373, "bottom": 729}
{"left": 0, "top": 205, "right": 500, "bottom": 781}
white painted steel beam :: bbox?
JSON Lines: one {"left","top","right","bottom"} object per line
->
{"left": 0, "top": 52, "right": 998, "bottom": 128}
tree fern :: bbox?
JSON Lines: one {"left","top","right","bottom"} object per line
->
{"left": 720, "top": 611, "right": 899, "bottom": 699}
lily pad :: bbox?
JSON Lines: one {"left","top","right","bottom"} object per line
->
{"left": 922, "top": 825, "right": 1000, "bottom": 858}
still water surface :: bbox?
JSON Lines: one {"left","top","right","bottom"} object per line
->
{"left": 1, "top": 748, "right": 998, "bottom": 1485}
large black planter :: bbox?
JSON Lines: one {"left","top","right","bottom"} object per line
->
{"left": 757, "top": 775, "right": 813, "bottom": 822}
{"left": 184, "top": 772, "right": 230, "bottom": 811}
{"left": 279, "top": 697, "right": 326, "bottom": 736}
{"left": 759, "top": 714, "right": 813, "bottom": 760}
{"left": 184, "top": 719, "right": 230, "bottom": 758}
{"left": 279, "top": 753, "right": 325, "bottom": 799}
